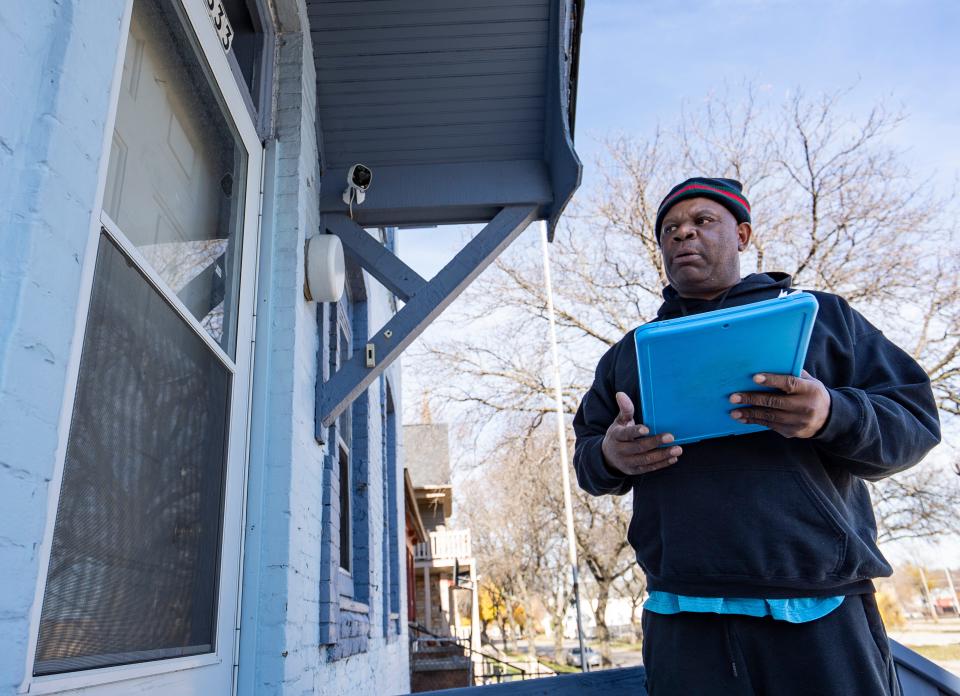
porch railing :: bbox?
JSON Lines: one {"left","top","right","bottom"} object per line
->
{"left": 409, "top": 623, "right": 554, "bottom": 687}
{"left": 415, "top": 529, "right": 472, "bottom": 562}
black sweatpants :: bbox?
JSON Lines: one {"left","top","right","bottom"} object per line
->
{"left": 641, "top": 594, "right": 901, "bottom": 696}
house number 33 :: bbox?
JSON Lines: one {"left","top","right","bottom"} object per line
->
{"left": 205, "top": 0, "right": 234, "bottom": 52}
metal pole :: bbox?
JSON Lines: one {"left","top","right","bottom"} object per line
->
{"left": 944, "top": 567, "right": 960, "bottom": 617}
{"left": 539, "top": 221, "right": 589, "bottom": 672}
{"left": 917, "top": 563, "right": 939, "bottom": 622}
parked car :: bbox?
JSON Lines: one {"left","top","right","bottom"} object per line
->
{"left": 565, "top": 646, "right": 602, "bottom": 668}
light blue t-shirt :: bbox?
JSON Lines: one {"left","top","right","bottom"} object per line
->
{"left": 644, "top": 591, "right": 845, "bottom": 623}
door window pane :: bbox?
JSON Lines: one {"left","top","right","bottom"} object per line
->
{"left": 34, "top": 234, "right": 230, "bottom": 676}
{"left": 104, "top": 0, "right": 246, "bottom": 357}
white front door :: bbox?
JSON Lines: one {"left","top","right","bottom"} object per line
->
{"left": 25, "top": 0, "right": 262, "bottom": 693}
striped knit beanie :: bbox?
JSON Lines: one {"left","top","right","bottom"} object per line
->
{"left": 655, "top": 177, "right": 751, "bottom": 244}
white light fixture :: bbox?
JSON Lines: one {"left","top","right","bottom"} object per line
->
{"left": 304, "top": 234, "right": 345, "bottom": 303}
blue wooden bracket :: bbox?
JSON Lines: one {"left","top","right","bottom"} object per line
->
{"left": 891, "top": 639, "right": 960, "bottom": 696}
{"left": 317, "top": 205, "right": 538, "bottom": 429}
{"left": 325, "top": 215, "right": 426, "bottom": 303}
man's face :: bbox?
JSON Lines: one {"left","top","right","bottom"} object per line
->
{"left": 660, "top": 197, "right": 751, "bottom": 299}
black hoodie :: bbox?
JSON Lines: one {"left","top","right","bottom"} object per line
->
{"left": 572, "top": 273, "right": 942, "bottom": 598}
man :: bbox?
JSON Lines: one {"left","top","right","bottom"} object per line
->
{"left": 572, "top": 177, "right": 941, "bottom": 695}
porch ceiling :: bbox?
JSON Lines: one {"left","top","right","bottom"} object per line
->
{"left": 307, "top": 0, "right": 582, "bottom": 235}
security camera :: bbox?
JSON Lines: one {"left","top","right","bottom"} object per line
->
{"left": 342, "top": 163, "right": 372, "bottom": 206}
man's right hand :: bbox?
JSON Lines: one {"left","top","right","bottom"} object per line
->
{"left": 601, "top": 392, "right": 682, "bottom": 475}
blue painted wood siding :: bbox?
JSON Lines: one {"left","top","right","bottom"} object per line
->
{"left": 308, "top": 0, "right": 550, "bottom": 170}
{"left": 418, "top": 667, "right": 649, "bottom": 695}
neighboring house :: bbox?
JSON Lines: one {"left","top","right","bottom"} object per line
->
{"left": 405, "top": 469, "right": 429, "bottom": 626}
{"left": 0, "top": 1, "right": 582, "bottom": 695}
{"left": 405, "top": 423, "right": 481, "bottom": 691}
{"left": 560, "top": 597, "right": 641, "bottom": 640}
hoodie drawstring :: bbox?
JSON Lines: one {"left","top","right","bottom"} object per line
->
{"left": 724, "top": 616, "right": 739, "bottom": 678}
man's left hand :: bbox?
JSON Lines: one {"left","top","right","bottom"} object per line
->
{"left": 729, "top": 370, "right": 832, "bottom": 439}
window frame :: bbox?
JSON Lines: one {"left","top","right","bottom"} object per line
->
{"left": 381, "top": 228, "right": 401, "bottom": 637}
{"left": 321, "top": 260, "right": 375, "bottom": 648}
{"left": 381, "top": 377, "right": 400, "bottom": 639}
{"left": 221, "top": 0, "right": 275, "bottom": 140}
{"left": 20, "top": 0, "right": 265, "bottom": 692}
{"left": 331, "top": 289, "right": 355, "bottom": 598}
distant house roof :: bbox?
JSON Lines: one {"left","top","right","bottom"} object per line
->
{"left": 308, "top": 0, "right": 583, "bottom": 235}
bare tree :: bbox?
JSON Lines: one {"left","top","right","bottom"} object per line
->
{"left": 419, "top": 84, "right": 960, "bottom": 563}
{"left": 459, "top": 430, "right": 569, "bottom": 659}
{"left": 872, "top": 463, "right": 960, "bottom": 543}
{"left": 571, "top": 488, "right": 635, "bottom": 664}
{"left": 615, "top": 565, "right": 648, "bottom": 644}
{"left": 458, "top": 427, "right": 637, "bottom": 662}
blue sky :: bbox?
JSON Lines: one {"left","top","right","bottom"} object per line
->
{"left": 575, "top": 0, "right": 960, "bottom": 190}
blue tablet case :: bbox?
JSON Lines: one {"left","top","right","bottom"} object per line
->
{"left": 633, "top": 291, "right": 819, "bottom": 445}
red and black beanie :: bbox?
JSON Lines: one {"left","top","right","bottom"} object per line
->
{"left": 655, "top": 177, "right": 751, "bottom": 244}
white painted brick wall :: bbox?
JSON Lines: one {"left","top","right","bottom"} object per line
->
{"left": 0, "top": 2, "right": 126, "bottom": 691}
{"left": 0, "top": 0, "right": 410, "bottom": 692}
{"left": 240, "top": 1, "right": 410, "bottom": 694}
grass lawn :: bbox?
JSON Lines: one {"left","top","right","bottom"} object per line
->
{"left": 906, "top": 644, "right": 960, "bottom": 662}
{"left": 499, "top": 651, "right": 574, "bottom": 675}
{"left": 538, "top": 658, "right": 580, "bottom": 674}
